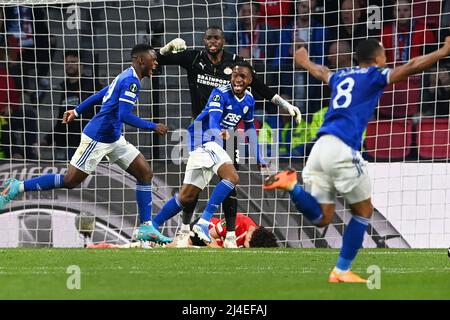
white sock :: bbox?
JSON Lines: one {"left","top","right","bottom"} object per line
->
{"left": 181, "top": 224, "right": 190, "bottom": 233}
{"left": 19, "top": 182, "right": 25, "bottom": 193}
{"left": 333, "top": 266, "right": 349, "bottom": 275}
{"left": 226, "top": 231, "right": 236, "bottom": 239}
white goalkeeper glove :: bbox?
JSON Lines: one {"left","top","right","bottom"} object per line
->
{"left": 271, "top": 94, "right": 302, "bottom": 124}
{"left": 159, "top": 38, "right": 187, "bottom": 55}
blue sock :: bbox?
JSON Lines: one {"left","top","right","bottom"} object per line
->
{"left": 336, "top": 215, "right": 370, "bottom": 271}
{"left": 152, "top": 195, "right": 184, "bottom": 229}
{"left": 136, "top": 182, "right": 152, "bottom": 224}
{"left": 24, "top": 174, "right": 64, "bottom": 191}
{"left": 289, "top": 184, "right": 323, "bottom": 225}
{"left": 200, "top": 179, "right": 235, "bottom": 222}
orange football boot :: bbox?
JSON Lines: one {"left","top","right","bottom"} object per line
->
{"left": 263, "top": 168, "right": 298, "bottom": 191}
{"left": 328, "top": 269, "right": 368, "bottom": 283}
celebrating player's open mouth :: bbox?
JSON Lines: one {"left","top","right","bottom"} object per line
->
{"left": 230, "top": 65, "right": 253, "bottom": 97}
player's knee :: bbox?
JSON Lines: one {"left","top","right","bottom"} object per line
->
{"left": 63, "top": 176, "right": 80, "bottom": 189}
{"left": 225, "top": 173, "right": 239, "bottom": 186}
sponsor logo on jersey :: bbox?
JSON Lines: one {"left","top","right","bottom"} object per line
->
{"left": 197, "top": 74, "right": 230, "bottom": 87}
{"left": 124, "top": 91, "right": 136, "bottom": 98}
{"left": 213, "top": 94, "right": 221, "bottom": 102}
{"left": 223, "top": 113, "right": 242, "bottom": 124}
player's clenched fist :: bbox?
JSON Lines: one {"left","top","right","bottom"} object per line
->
{"left": 62, "top": 109, "right": 77, "bottom": 124}
{"left": 444, "top": 36, "right": 450, "bottom": 54}
{"left": 160, "top": 38, "right": 186, "bottom": 55}
{"left": 154, "top": 123, "right": 169, "bottom": 135}
{"left": 294, "top": 47, "right": 309, "bottom": 68}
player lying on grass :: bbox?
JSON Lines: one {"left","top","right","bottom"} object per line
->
{"left": 88, "top": 213, "right": 277, "bottom": 249}
{"left": 166, "top": 213, "right": 278, "bottom": 248}
{"left": 144, "top": 61, "right": 267, "bottom": 248}
{"left": 0, "top": 44, "right": 172, "bottom": 243}
{"left": 264, "top": 37, "right": 450, "bottom": 283}
{"left": 157, "top": 27, "right": 301, "bottom": 248}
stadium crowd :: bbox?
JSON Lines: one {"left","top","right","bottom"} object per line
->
{"left": 0, "top": 0, "right": 449, "bottom": 162}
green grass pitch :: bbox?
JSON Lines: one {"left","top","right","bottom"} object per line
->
{"left": 0, "top": 248, "right": 449, "bottom": 300}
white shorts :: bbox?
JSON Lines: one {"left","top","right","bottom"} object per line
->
{"left": 70, "top": 134, "right": 140, "bottom": 174}
{"left": 183, "top": 141, "right": 233, "bottom": 190}
{"left": 302, "top": 134, "right": 372, "bottom": 204}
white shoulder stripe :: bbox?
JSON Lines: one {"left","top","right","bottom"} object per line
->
{"left": 119, "top": 98, "right": 135, "bottom": 104}
{"left": 219, "top": 84, "right": 232, "bottom": 92}
{"left": 246, "top": 90, "right": 253, "bottom": 97}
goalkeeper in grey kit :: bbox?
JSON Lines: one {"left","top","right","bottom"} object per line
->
{"left": 148, "top": 26, "right": 301, "bottom": 247}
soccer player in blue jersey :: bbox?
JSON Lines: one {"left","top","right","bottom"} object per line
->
{"left": 150, "top": 61, "right": 266, "bottom": 248}
{"left": 0, "top": 43, "right": 172, "bottom": 243}
{"left": 264, "top": 37, "right": 450, "bottom": 282}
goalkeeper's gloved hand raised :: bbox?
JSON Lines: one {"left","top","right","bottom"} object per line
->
{"left": 271, "top": 94, "right": 302, "bottom": 124}
{"left": 159, "top": 38, "right": 187, "bottom": 55}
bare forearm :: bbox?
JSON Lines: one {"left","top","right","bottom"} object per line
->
{"left": 408, "top": 49, "right": 447, "bottom": 74}
{"left": 390, "top": 45, "right": 450, "bottom": 83}
{"left": 301, "top": 60, "right": 331, "bottom": 84}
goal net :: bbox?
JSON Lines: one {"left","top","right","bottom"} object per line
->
{"left": 0, "top": 0, "right": 448, "bottom": 248}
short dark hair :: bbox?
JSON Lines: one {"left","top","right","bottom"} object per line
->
{"left": 65, "top": 50, "right": 79, "bottom": 59}
{"left": 249, "top": 226, "right": 278, "bottom": 248}
{"left": 131, "top": 43, "right": 155, "bottom": 58}
{"left": 205, "top": 26, "right": 225, "bottom": 37}
{"left": 230, "top": 60, "right": 256, "bottom": 77}
{"left": 355, "top": 39, "right": 383, "bottom": 64}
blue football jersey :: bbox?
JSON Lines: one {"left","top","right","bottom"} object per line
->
{"left": 83, "top": 67, "right": 140, "bottom": 143}
{"left": 187, "top": 84, "right": 255, "bottom": 151}
{"left": 317, "top": 66, "right": 391, "bottom": 150}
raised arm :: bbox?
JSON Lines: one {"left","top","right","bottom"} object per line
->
{"left": 389, "top": 36, "right": 450, "bottom": 84}
{"left": 294, "top": 47, "right": 332, "bottom": 84}
{"left": 251, "top": 71, "right": 302, "bottom": 124}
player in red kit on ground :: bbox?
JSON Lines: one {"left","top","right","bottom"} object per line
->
{"left": 168, "top": 213, "right": 278, "bottom": 248}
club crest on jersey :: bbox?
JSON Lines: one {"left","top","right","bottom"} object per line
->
{"left": 213, "top": 94, "right": 221, "bottom": 102}
{"left": 243, "top": 106, "right": 249, "bottom": 114}
{"left": 223, "top": 67, "right": 232, "bottom": 75}
{"left": 129, "top": 83, "right": 138, "bottom": 93}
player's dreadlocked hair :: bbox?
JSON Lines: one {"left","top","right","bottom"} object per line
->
{"left": 230, "top": 60, "right": 257, "bottom": 78}
{"left": 355, "top": 38, "right": 383, "bottom": 64}
{"left": 131, "top": 43, "right": 155, "bottom": 58}
{"left": 249, "top": 226, "right": 278, "bottom": 248}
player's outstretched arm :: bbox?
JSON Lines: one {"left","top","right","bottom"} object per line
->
{"left": 389, "top": 36, "right": 450, "bottom": 84}
{"left": 62, "top": 86, "right": 109, "bottom": 124}
{"left": 249, "top": 68, "right": 302, "bottom": 124}
{"left": 74, "top": 86, "right": 109, "bottom": 117}
{"left": 119, "top": 101, "right": 168, "bottom": 135}
{"left": 295, "top": 47, "right": 332, "bottom": 84}
{"left": 159, "top": 38, "right": 186, "bottom": 55}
